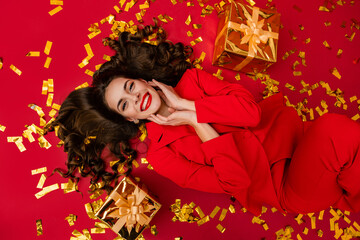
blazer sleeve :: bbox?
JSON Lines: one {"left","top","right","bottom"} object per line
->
{"left": 190, "top": 69, "right": 261, "bottom": 127}
{"left": 146, "top": 133, "right": 251, "bottom": 194}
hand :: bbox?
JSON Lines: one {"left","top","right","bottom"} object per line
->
{"left": 147, "top": 110, "right": 197, "bottom": 127}
{"left": 149, "top": 79, "right": 194, "bottom": 111}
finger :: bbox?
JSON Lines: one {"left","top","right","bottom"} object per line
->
{"left": 168, "top": 107, "right": 176, "bottom": 113}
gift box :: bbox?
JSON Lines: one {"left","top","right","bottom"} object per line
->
{"left": 212, "top": 0, "right": 281, "bottom": 74}
{"left": 95, "top": 176, "right": 162, "bottom": 240}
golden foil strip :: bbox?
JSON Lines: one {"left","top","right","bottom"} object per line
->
{"left": 91, "top": 228, "right": 105, "bottom": 234}
{"left": 295, "top": 214, "right": 304, "bottom": 224}
{"left": 345, "top": 32, "right": 356, "bottom": 42}
{"left": 139, "top": 1, "right": 149, "bottom": 9}
{"left": 352, "top": 114, "right": 360, "bottom": 121}
{"left": 213, "top": 69, "right": 223, "bottom": 80}
{"left": 36, "top": 174, "right": 47, "bottom": 189}
{"left": 23, "top": 127, "right": 35, "bottom": 142}
{"left": 132, "top": 160, "right": 139, "bottom": 168}
{"left": 337, "top": 49, "right": 343, "bottom": 57}
{"left": 42, "top": 80, "right": 48, "bottom": 95}
{"left": 193, "top": 24, "right": 202, "bottom": 29}
{"left": 331, "top": 67, "right": 341, "bottom": 79}
{"left": 147, "top": 164, "right": 153, "bottom": 170}
{"left": 10, "top": 64, "right": 22, "bottom": 76}
{"left": 323, "top": 40, "right": 331, "bottom": 49}
{"left": 26, "top": 51, "right": 40, "bottom": 57}
{"left": 50, "top": 0, "right": 63, "bottom": 5}
{"left": 84, "top": 43, "right": 94, "bottom": 57}
{"left": 52, "top": 103, "right": 61, "bottom": 110}
{"left": 44, "top": 41, "right": 53, "bottom": 55}
{"left": 195, "top": 206, "right": 205, "bottom": 219}
{"left": 7, "top": 136, "right": 26, "bottom": 152}
{"left": 150, "top": 225, "right": 158, "bottom": 235}
{"left": 65, "top": 214, "right": 77, "bottom": 226}
{"left": 216, "top": 223, "right": 226, "bottom": 233}
{"left": 78, "top": 58, "right": 89, "bottom": 68}
{"left": 49, "top": 109, "right": 57, "bottom": 117}
{"left": 0, "top": 124, "right": 6, "bottom": 132}
{"left": 190, "top": 37, "right": 203, "bottom": 46}
{"left": 85, "top": 69, "right": 94, "bottom": 77}
{"left": 114, "top": 5, "right": 121, "bottom": 13}
{"left": 139, "top": 124, "right": 147, "bottom": 141}
{"left": 197, "top": 216, "right": 210, "bottom": 226}
{"left": 49, "top": 6, "right": 63, "bottom": 16}
{"left": 89, "top": 189, "right": 103, "bottom": 199}
{"left": 171, "top": 0, "right": 177, "bottom": 5}
{"left": 36, "top": 219, "right": 43, "bottom": 236}
{"left": 185, "top": 15, "right": 192, "bottom": 25}
{"left": 293, "top": 71, "right": 302, "bottom": 76}
{"left": 75, "top": 82, "right": 89, "bottom": 90}
{"left": 235, "top": 73, "right": 241, "bottom": 81}
{"left": 35, "top": 183, "right": 59, "bottom": 199}
{"left": 0, "top": 57, "right": 3, "bottom": 69}
{"left": 46, "top": 93, "right": 54, "bottom": 107}
{"left": 38, "top": 136, "right": 52, "bottom": 149}
{"left": 85, "top": 203, "right": 96, "bottom": 219}
{"left": 32, "top": 167, "right": 47, "bottom": 175}
{"left": 311, "top": 216, "right": 316, "bottom": 229}
{"left": 44, "top": 57, "right": 52, "bottom": 68}
{"left": 219, "top": 208, "right": 228, "bottom": 221}
{"left": 94, "top": 222, "right": 109, "bottom": 228}
{"left": 229, "top": 204, "right": 235, "bottom": 213}
{"left": 303, "top": 227, "right": 309, "bottom": 235}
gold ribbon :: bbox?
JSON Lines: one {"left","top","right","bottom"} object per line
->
{"left": 233, "top": 6, "right": 278, "bottom": 70}
{"left": 106, "top": 185, "right": 153, "bottom": 234}
{"left": 215, "top": 4, "right": 279, "bottom": 71}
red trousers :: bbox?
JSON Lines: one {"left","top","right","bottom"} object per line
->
{"left": 281, "top": 113, "right": 360, "bottom": 213}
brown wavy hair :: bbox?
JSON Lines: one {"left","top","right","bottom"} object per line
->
{"left": 46, "top": 20, "right": 193, "bottom": 193}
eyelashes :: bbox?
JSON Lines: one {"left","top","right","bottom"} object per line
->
{"left": 122, "top": 81, "right": 135, "bottom": 111}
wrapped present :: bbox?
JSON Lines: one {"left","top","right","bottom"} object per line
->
{"left": 95, "top": 176, "right": 161, "bottom": 240}
{"left": 212, "top": 0, "right": 281, "bottom": 73}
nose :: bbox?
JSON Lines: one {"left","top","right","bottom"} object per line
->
{"left": 129, "top": 91, "right": 140, "bottom": 104}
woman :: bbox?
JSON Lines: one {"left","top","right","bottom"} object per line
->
{"left": 49, "top": 22, "right": 360, "bottom": 215}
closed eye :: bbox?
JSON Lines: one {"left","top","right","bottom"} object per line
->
{"left": 129, "top": 82, "right": 134, "bottom": 91}
{"left": 122, "top": 101, "right": 127, "bottom": 111}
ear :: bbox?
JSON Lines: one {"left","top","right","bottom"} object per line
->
{"left": 139, "top": 78, "right": 147, "bottom": 83}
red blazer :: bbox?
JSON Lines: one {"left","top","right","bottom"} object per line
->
{"left": 146, "top": 69, "right": 305, "bottom": 215}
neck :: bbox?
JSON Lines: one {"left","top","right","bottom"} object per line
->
{"left": 156, "top": 98, "right": 171, "bottom": 117}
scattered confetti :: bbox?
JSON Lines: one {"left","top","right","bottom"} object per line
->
{"left": 330, "top": 67, "right": 341, "bottom": 79}
{"left": 10, "top": 64, "right": 22, "bottom": 76}
{"left": 323, "top": 40, "right": 331, "bottom": 49}
{"left": 36, "top": 219, "right": 43, "bottom": 236}
{"left": 44, "top": 57, "right": 52, "bottom": 68}
{"left": 48, "top": 6, "right": 63, "bottom": 16}
{"left": 26, "top": 51, "right": 40, "bottom": 57}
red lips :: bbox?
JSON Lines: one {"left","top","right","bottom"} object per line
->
{"left": 140, "top": 92, "right": 152, "bottom": 111}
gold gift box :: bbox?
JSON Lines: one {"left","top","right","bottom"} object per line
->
{"left": 95, "top": 176, "right": 161, "bottom": 240}
{"left": 212, "top": 0, "right": 281, "bottom": 73}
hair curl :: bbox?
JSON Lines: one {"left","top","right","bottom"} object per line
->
{"left": 48, "top": 20, "right": 193, "bottom": 193}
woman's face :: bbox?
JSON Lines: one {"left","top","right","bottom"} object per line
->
{"left": 104, "top": 77, "right": 162, "bottom": 121}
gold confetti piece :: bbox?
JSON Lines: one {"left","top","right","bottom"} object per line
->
{"left": 197, "top": 216, "right": 210, "bottom": 226}
{"left": 216, "top": 223, "right": 226, "bottom": 233}
{"left": 26, "top": 51, "right": 40, "bottom": 57}
{"left": 42, "top": 80, "right": 48, "bottom": 95}
{"left": 84, "top": 43, "right": 94, "bottom": 58}
{"left": 44, "top": 41, "right": 52, "bottom": 55}
{"left": 297, "top": 233, "right": 303, "bottom": 240}
{"left": 331, "top": 67, "right": 341, "bottom": 79}
{"left": 353, "top": 221, "right": 360, "bottom": 231}
{"left": 263, "top": 223, "right": 269, "bottom": 231}
{"left": 195, "top": 206, "right": 205, "bottom": 219}
{"left": 293, "top": 71, "right": 302, "bottom": 76}
{"left": 132, "top": 160, "right": 139, "bottom": 168}
{"left": 38, "top": 136, "right": 52, "bottom": 149}
{"left": 318, "top": 210, "right": 324, "bottom": 220}
{"left": 299, "top": 24, "right": 304, "bottom": 31}
{"left": 85, "top": 203, "right": 96, "bottom": 219}
{"left": 213, "top": 69, "right": 223, "bottom": 80}
{"left": 50, "top": 0, "right": 63, "bottom": 5}
{"left": 261, "top": 206, "right": 267, "bottom": 214}
{"left": 304, "top": 38, "right": 311, "bottom": 44}
{"left": 193, "top": 24, "right": 202, "bottom": 29}
{"left": 317, "top": 229, "right": 323, "bottom": 237}
{"left": 187, "top": 2, "right": 194, "bottom": 6}
{"left": 52, "top": 103, "right": 61, "bottom": 110}
{"left": 303, "top": 227, "right": 309, "bottom": 235}
{"left": 235, "top": 73, "right": 241, "bottom": 81}
{"left": 150, "top": 225, "right": 158, "bottom": 235}
{"left": 85, "top": 69, "right": 94, "bottom": 77}
{"left": 141, "top": 158, "right": 148, "bottom": 164}
{"left": 319, "top": 6, "right": 330, "bottom": 12}
{"left": 7, "top": 136, "right": 26, "bottom": 152}
{"left": 78, "top": 58, "right": 89, "bottom": 68}
{"left": 0, "top": 125, "right": 6, "bottom": 132}
{"left": 345, "top": 32, "right": 356, "bottom": 42}
{"left": 10, "top": 64, "right": 22, "bottom": 76}
{"left": 295, "top": 214, "right": 304, "bottom": 224}
{"left": 352, "top": 114, "right": 360, "bottom": 121}
{"left": 147, "top": 164, "right": 153, "bottom": 170}
{"left": 94, "top": 222, "right": 108, "bottom": 228}
{"left": 48, "top": 6, "right": 63, "bottom": 16}
{"left": 185, "top": 15, "right": 192, "bottom": 25}
{"left": 210, "top": 206, "right": 220, "bottom": 218}
{"left": 323, "top": 40, "right": 331, "bottom": 49}
{"left": 229, "top": 204, "right": 235, "bottom": 213}
{"left": 114, "top": 5, "right": 121, "bottom": 13}
{"left": 219, "top": 208, "right": 228, "bottom": 221}
{"left": 65, "top": 214, "right": 77, "bottom": 226}
{"left": 289, "top": 30, "right": 297, "bottom": 41}
{"left": 75, "top": 82, "right": 89, "bottom": 90}
{"left": 36, "top": 219, "right": 43, "bottom": 236}
{"left": 31, "top": 167, "right": 47, "bottom": 175}
{"left": 343, "top": 215, "right": 351, "bottom": 224}
{"left": 46, "top": 93, "right": 54, "bottom": 107}
{"left": 91, "top": 228, "right": 105, "bottom": 234}
{"left": 337, "top": 49, "right": 343, "bottom": 57}
{"left": 292, "top": 60, "right": 300, "bottom": 70}
{"left": 35, "top": 184, "right": 59, "bottom": 199}
{"left": 36, "top": 174, "right": 47, "bottom": 189}
{"left": 103, "top": 54, "right": 111, "bottom": 61}
{"left": 324, "top": 21, "right": 332, "bottom": 26}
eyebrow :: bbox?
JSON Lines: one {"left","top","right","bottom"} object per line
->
{"left": 116, "top": 80, "right": 130, "bottom": 111}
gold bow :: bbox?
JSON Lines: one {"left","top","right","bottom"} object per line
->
{"left": 232, "top": 6, "right": 278, "bottom": 71}
{"left": 106, "top": 185, "right": 153, "bottom": 234}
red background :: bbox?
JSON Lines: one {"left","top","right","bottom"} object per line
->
{"left": 1, "top": 0, "right": 360, "bottom": 239}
